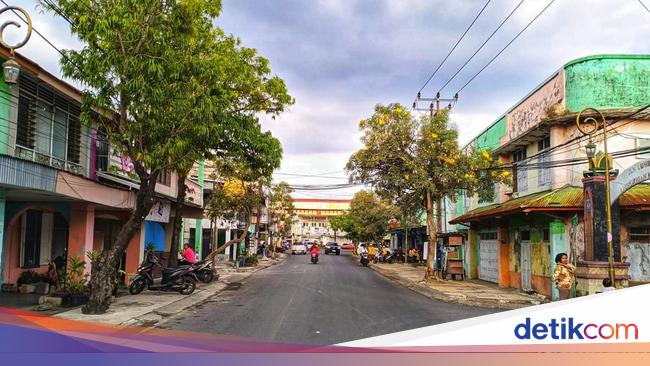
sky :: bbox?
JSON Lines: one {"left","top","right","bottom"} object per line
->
{"left": 4, "top": 0, "right": 650, "bottom": 199}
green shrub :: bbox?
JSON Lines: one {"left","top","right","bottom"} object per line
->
{"left": 244, "top": 255, "right": 258, "bottom": 266}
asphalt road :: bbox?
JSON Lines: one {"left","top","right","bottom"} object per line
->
{"left": 160, "top": 250, "right": 499, "bottom": 345}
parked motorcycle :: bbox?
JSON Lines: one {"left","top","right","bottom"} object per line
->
{"left": 360, "top": 252, "right": 369, "bottom": 267}
{"left": 311, "top": 253, "right": 319, "bottom": 264}
{"left": 191, "top": 260, "right": 218, "bottom": 283}
{"left": 374, "top": 250, "right": 396, "bottom": 264}
{"left": 129, "top": 255, "right": 198, "bottom": 295}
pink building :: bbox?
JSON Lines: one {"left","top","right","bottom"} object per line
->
{"left": 0, "top": 49, "right": 203, "bottom": 290}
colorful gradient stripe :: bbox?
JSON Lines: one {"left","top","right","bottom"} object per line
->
{"left": 1, "top": 306, "right": 649, "bottom": 365}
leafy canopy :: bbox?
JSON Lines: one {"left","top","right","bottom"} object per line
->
{"left": 47, "top": 0, "right": 291, "bottom": 179}
{"left": 347, "top": 103, "right": 509, "bottom": 211}
{"left": 331, "top": 190, "right": 396, "bottom": 244}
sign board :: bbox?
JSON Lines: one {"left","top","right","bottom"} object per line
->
{"left": 184, "top": 179, "right": 203, "bottom": 207}
{"left": 145, "top": 200, "right": 170, "bottom": 223}
{"left": 610, "top": 159, "right": 650, "bottom": 204}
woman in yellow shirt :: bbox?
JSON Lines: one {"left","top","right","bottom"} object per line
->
{"left": 552, "top": 252, "right": 575, "bottom": 300}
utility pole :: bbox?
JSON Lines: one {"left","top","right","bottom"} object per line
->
{"left": 412, "top": 92, "right": 458, "bottom": 117}
{"left": 413, "top": 92, "right": 458, "bottom": 275}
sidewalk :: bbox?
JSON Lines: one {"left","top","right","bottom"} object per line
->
{"left": 56, "top": 254, "right": 287, "bottom": 327}
{"left": 371, "top": 262, "right": 548, "bottom": 310}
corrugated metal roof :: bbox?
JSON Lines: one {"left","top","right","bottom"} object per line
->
{"left": 450, "top": 185, "right": 583, "bottom": 224}
{"left": 450, "top": 183, "right": 650, "bottom": 224}
{"left": 619, "top": 184, "right": 650, "bottom": 208}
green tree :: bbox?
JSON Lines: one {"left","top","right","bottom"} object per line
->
{"left": 167, "top": 33, "right": 293, "bottom": 266}
{"left": 203, "top": 135, "right": 282, "bottom": 260}
{"left": 329, "top": 213, "right": 357, "bottom": 243}
{"left": 43, "top": 0, "right": 289, "bottom": 313}
{"left": 348, "top": 191, "right": 396, "bottom": 244}
{"left": 269, "top": 181, "right": 295, "bottom": 254}
{"left": 347, "top": 104, "right": 509, "bottom": 280}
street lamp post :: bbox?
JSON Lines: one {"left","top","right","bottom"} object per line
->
{"left": 576, "top": 108, "right": 616, "bottom": 285}
{"left": 1, "top": 6, "right": 32, "bottom": 84}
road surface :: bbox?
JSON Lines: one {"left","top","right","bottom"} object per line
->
{"left": 161, "top": 250, "right": 499, "bottom": 344}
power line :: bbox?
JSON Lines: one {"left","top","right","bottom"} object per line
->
{"left": 1, "top": 0, "right": 83, "bottom": 76}
{"left": 456, "top": 0, "right": 557, "bottom": 94}
{"left": 638, "top": 0, "right": 650, "bottom": 14}
{"left": 274, "top": 172, "right": 348, "bottom": 180}
{"left": 437, "top": 0, "right": 525, "bottom": 93}
{"left": 417, "top": 0, "right": 492, "bottom": 94}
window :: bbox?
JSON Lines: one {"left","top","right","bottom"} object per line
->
{"left": 636, "top": 138, "right": 650, "bottom": 159}
{"left": 512, "top": 148, "right": 528, "bottom": 193}
{"left": 520, "top": 230, "right": 531, "bottom": 241}
{"left": 15, "top": 74, "right": 83, "bottom": 173}
{"left": 157, "top": 169, "right": 172, "bottom": 186}
{"left": 96, "top": 130, "right": 109, "bottom": 171}
{"left": 542, "top": 228, "right": 550, "bottom": 242}
{"left": 630, "top": 227, "right": 650, "bottom": 243}
{"left": 479, "top": 232, "right": 497, "bottom": 240}
{"left": 19, "top": 210, "right": 68, "bottom": 269}
{"left": 538, "top": 137, "right": 551, "bottom": 186}
{"left": 21, "top": 210, "right": 42, "bottom": 268}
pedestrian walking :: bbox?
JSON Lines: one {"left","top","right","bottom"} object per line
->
{"left": 552, "top": 252, "right": 575, "bottom": 300}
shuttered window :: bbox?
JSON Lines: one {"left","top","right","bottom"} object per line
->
{"left": 15, "top": 73, "right": 83, "bottom": 173}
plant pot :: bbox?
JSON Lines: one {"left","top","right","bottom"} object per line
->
{"left": 62, "top": 294, "right": 89, "bottom": 307}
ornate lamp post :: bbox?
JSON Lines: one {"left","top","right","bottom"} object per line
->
{"left": 576, "top": 108, "right": 616, "bottom": 285}
{"left": 0, "top": 6, "right": 32, "bottom": 84}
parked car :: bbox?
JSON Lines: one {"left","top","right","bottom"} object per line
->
{"left": 324, "top": 242, "right": 341, "bottom": 255}
{"left": 292, "top": 243, "right": 307, "bottom": 255}
{"left": 340, "top": 243, "right": 354, "bottom": 250}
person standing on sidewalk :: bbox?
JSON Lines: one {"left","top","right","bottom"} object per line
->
{"left": 552, "top": 253, "right": 575, "bottom": 300}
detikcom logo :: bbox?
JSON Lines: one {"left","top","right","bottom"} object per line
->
{"left": 514, "top": 318, "right": 638, "bottom": 340}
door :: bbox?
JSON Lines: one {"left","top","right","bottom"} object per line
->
{"left": 521, "top": 241, "right": 532, "bottom": 291}
{"left": 479, "top": 232, "right": 499, "bottom": 283}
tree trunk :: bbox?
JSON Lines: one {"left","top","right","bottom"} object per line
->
{"left": 83, "top": 174, "right": 158, "bottom": 314}
{"left": 424, "top": 190, "right": 438, "bottom": 281}
{"left": 168, "top": 172, "right": 188, "bottom": 267}
{"left": 202, "top": 214, "right": 252, "bottom": 261}
{"left": 254, "top": 184, "right": 263, "bottom": 257}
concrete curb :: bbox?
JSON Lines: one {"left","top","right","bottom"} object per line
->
{"left": 368, "top": 262, "right": 541, "bottom": 310}
{"left": 121, "top": 257, "right": 285, "bottom": 328}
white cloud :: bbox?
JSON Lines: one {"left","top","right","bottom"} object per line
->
{"left": 9, "top": 0, "right": 650, "bottom": 199}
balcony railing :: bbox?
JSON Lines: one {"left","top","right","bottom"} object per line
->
{"left": 15, "top": 145, "right": 86, "bottom": 176}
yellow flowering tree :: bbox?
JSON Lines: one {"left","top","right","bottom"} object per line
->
{"left": 347, "top": 103, "right": 509, "bottom": 280}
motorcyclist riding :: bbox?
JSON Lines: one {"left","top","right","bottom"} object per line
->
{"left": 309, "top": 243, "right": 319, "bottom": 264}
{"left": 310, "top": 243, "right": 319, "bottom": 255}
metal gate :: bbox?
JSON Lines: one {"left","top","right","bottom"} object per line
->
{"left": 520, "top": 241, "right": 532, "bottom": 291}
{"left": 479, "top": 232, "right": 499, "bottom": 283}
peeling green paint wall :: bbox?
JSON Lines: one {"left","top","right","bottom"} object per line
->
{"left": 565, "top": 55, "right": 650, "bottom": 112}
{"left": 0, "top": 65, "right": 10, "bottom": 155}
{"left": 507, "top": 215, "right": 554, "bottom": 274}
{"left": 474, "top": 116, "right": 506, "bottom": 151}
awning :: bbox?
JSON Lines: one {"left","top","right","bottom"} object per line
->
{"left": 449, "top": 183, "right": 650, "bottom": 224}
{"left": 449, "top": 185, "right": 583, "bottom": 224}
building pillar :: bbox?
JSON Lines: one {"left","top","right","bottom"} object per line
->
{"left": 549, "top": 220, "right": 567, "bottom": 301}
{"left": 582, "top": 175, "right": 621, "bottom": 261}
{"left": 498, "top": 225, "right": 510, "bottom": 288}
{"left": 577, "top": 173, "right": 629, "bottom": 295}
{"left": 0, "top": 189, "right": 6, "bottom": 287}
{"left": 195, "top": 219, "right": 203, "bottom": 259}
{"left": 125, "top": 224, "right": 143, "bottom": 284}
{"left": 68, "top": 203, "right": 95, "bottom": 276}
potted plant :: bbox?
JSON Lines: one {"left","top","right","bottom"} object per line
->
{"left": 59, "top": 255, "right": 89, "bottom": 307}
